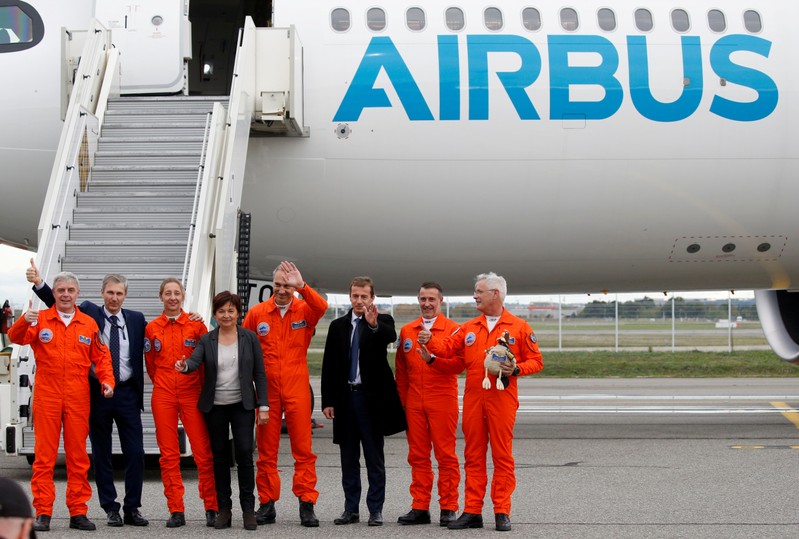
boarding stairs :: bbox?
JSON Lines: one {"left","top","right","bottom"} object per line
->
{"left": 65, "top": 96, "right": 222, "bottom": 320}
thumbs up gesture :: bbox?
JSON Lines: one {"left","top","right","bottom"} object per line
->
{"left": 24, "top": 300, "right": 39, "bottom": 324}
{"left": 26, "top": 258, "right": 42, "bottom": 286}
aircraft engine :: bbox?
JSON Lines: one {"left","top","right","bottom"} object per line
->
{"left": 754, "top": 290, "right": 799, "bottom": 363}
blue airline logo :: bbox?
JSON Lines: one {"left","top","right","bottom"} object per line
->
{"left": 334, "top": 34, "right": 778, "bottom": 123}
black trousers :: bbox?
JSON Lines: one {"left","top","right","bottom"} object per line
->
{"left": 203, "top": 402, "right": 256, "bottom": 512}
{"left": 89, "top": 377, "right": 144, "bottom": 513}
{"left": 339, "top": 390, "right": 385, "bottom": 514}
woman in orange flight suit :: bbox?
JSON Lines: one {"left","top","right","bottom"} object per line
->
{"left": 145, "top": 277, "right": 217, "bottom": 528}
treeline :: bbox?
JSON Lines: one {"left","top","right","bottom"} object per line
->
{"left": 573, "top": 297, "right": 758, "bottom": 320}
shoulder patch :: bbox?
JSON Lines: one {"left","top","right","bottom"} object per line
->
{"left": 530, "top": 333, "right": 537, "bottom": 344}
{"left": 39, "top": 328, "right": 53, "bottom": 344}
{"left": 144, "top": 338, "right": 151, "bottom": 353}
{"left": 465, "top": 332, "right": 476, "bottom": 346}
{"left": 403, "top": 338, "right": 413, "bottom": 353}
{"left": 154, "top": 338, "right": 162, "bottom": 352}
{"left": 257, "top": 322, "right": 270, "bottom": 336}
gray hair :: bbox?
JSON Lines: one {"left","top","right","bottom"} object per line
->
{"left": 52, "top": 271, "right": 80, "bottom": 291}
{"left": 101, "top": 274, "right": 128, "bottom": 293}
{"left": 475, "top": 272, "right": 506, "bottom": 302}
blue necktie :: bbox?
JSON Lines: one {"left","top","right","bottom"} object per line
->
{"left": 349, "top": 318, "right": 360, "bottom": 382}
{"left": 109, "top": 315, "right": 120, "bottom": 382}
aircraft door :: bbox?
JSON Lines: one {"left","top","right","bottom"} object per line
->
{"left": 95, "top": 0, "right": 189, "bottom": 94}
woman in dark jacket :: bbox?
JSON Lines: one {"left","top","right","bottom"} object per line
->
{"left": 176, "top": 291, "right": 269, "bottom": 530}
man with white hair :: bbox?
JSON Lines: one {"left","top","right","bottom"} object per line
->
{"left": 418, "top": 272, "right": 543, "bottom": 532}
{"left": 9, "top": 272, "right": 115, "bottom": 532}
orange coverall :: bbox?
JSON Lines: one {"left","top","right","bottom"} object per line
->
{"left": 242, "top": 284, "right": 327, "bottom": 504}
{"left": 426, "top": 309, "right": 543, "bottom": 515}
{"left": 145, "top": 311, "right": 216, "bottom": 513}
{"left": 395, "top": 315, "right": 462, "bottom": 513}
{"left": 9, "top": 306, "right": 114, "bottom": 517}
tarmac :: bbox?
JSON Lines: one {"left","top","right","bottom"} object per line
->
{"left": 2, "top": 377, "right": 799, "bottom": 538}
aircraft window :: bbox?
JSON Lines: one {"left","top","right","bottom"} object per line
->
{"left": 446, "top": 7, "right": 465, "bottom": 31}
{"left": 635, "top": 8, "right": 654, "bottom": 31}
{"left": 331, "top": 8, "right": 350, "bottom": 32}
{"left": 522, "top": 7, "right": 542, "bottom": 31}
{"left": 597, "top": 8, "right": 616, "bottom": 31}
{"left": 671, "top": 9, "right": 690, "bottom": 32}
{"left": 484, "top": 7, "right": 503, "bottom": 31}
{"left": 0, "top": 3, "right": 44, "bottom": 52}
{"left": 744, "top": 10, "right": 762, "bottom": 33}
{"left": 707, "top": 9, "right": 726, "bottom": 32}
{"left": 367, "top": 8, "right": 386, "bottom": 31}
{"left": 406, "top": 7, "right": 426, "bottom": 31}
{"left": 560, "top": 8, "right": 578, "bottom": 31}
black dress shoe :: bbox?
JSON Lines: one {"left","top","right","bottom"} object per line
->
{"left": 397, "top": 508, "right": 431, "bottom": 525}
{"left": 205, "top": 509, "right": 218, "bottom": 527}
{"left": 106, "top": 510, "right": 123, "bottom": 527}
{"left": 368, "top": 511, "right": 383, "bottom": 526}
{"left": 495, "top": 513, "right": 511, "bottom": 532}
{"left": 447, "top": 512, "right": 484, "bottom": 530}
{"left": 440, "top": 509, "right": 457, "bottom": 527}
{"left": 299, "top": 500, "right": 319, "bottom": 527}
{"left": 33, "top": 515, "right": 51, "bottom": 532}
{"left": 123, "top": 510, "right": 149, "bottom": 526}
{"left": 69, "top": 514, "right": 97, "bottom": 530}
{"left": 165, "top": 512, "right": 185, "bottom": 528}
{"left": 334, "top": 510, "right": 359, "bottom": 525}
{"left": 255, "top": 501, "right": 276, "bottom": 525}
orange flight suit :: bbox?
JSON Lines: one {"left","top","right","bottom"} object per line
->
{"left": 145, "top": 311, "right": 216, "bottom": 513}
{"left": 395, "top": 315, "right": 461, "bottom": 513}
{"left": 243, "top": 284, "right": 327, "bottom": 504}
{"left": 9, "top": 306, "right": 114, "bottom": 517}
{"left": 426, "top": 309, "right": 543, "bottom": 515}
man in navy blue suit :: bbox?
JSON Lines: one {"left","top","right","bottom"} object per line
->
{"left": 27, "top": 260, "right": 149, "bottom": 527}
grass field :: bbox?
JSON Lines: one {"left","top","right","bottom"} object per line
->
{"left": 305, "top": 350, "right": 799, "bottom": 378}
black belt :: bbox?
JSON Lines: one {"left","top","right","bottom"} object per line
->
{"left": 348, "top": 383, "right": 363, "bottom": 392}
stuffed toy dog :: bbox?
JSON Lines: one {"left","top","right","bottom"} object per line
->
{"left": 482, "top": 330, "right": 516, "bottom": 390}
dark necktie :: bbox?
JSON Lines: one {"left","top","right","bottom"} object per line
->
{"left": 109, "top": 315, "right": 120, "bottom": 382}
{"left": 349, "top": 318, "right": 360, "bottom": 382}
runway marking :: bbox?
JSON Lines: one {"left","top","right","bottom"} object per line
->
{"left": 730, "top": 445, "right": 799, "bottom": 450}
{"left": 512, "top": 396, "right": 799, "bottom": 414}
{"left": 770, "top": 401, "right": 799, "bottom": 429}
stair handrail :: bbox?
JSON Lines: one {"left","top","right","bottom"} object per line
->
{"left": 183, "top": 17, "right": 257, "bottom": 316}
{"left": 35, "top": 20, "right": 112, "bottom": 288}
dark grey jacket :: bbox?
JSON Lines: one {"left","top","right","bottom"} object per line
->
{"left": 184, "top": 326, "right": 268, "bottom": 413}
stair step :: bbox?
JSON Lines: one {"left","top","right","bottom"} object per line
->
{"left": 62, "top": 257, "right": 185, "bottom": 275}
{"left": 70, "top": 224, "right": 190, "bottom": 241}
{"left": 101, "top": 125, "right": 207, "bottom": 137}
{"left": 74, "top": 275, "right": 171, "bottom": 298}
{"left": 90, "top": 168, "right": 199, "bottom": 182}
{"left": 87, "top": 179, "right": 197, "bottom": 192}
{"left": 97, "top": 138, "right": 205, "bottom": 152}
{"left": 76, "top": 192, "right": 195, "bottom": 209}
{"left": 94, "top": 152, "right": 202, "bottom": 167}
{"left": 66, "top": 241, "right": 188, "bottom": 258}
{"left": 72, "top": 208, "right": 191, "bottom": 226}
{"left": 107, "top": 96, "right": 224, "bottom": 112}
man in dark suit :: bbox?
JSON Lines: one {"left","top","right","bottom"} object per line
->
{"left": 27, "top": 260, "right": 149, "bottom": 527}
{"left": 321, "top": 276, "right": 406, "bottom": 527}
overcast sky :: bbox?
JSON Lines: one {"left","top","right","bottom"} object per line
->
{"left": 0, "top": 244, "right": 753, "bottom": 311}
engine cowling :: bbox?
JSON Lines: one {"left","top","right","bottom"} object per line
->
{"left": 754, "top": 289, "right": 799, "bottom": 362}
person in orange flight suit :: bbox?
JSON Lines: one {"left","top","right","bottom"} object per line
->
{"left": 242, "top": 261, "right": 327, "bottom": 528}
{"left": 395, "top": 282, "right": 461, "bottom": 527}
{"left": 418, "top": 272, "right": 543, "bottom": 533}
{"left": 144, "top": 278, "right": 217, "bottom": 528}
{"left": 8, "top": 272, "right": 115, "bottom": 533}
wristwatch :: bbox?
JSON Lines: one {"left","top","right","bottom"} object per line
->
{"left": 258, "top": 406, "right": 270, "bottom": 412}
{"left": 512, "top": 366, "right": 520, "bottom": 376}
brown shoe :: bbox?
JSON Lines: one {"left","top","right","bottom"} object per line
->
{"left": 214, "top": 508, "right": 232, "bottom": 529}
{"left": 242, "top": 511, "right": 257, "bottom": 530}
